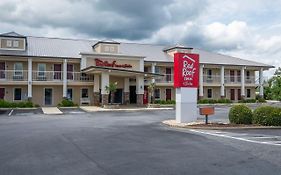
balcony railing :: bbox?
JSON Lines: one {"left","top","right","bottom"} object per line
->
{"left": 0, "top": 70, "right": 28, "bottom": 81}
{"left": 0, "top": 70, "right": 93, "bottom": 82}
{"left": 155, "top": 74, "right": 174, "bottom": 83}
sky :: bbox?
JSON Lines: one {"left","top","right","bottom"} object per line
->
{"left": 0, "top": 0, "right": 280, "bottom": 76}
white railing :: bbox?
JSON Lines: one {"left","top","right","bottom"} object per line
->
{"left": 0, "top": 70, "right": 93, "bottom": 82}
{"left": 0, "top": 70, "right": 28, "bottom": 81}
{"left": 155, "top": 74, "right": 173, "bottom": 83}
{"left": 203, "top": 75, "right": 221, "bottom": 83}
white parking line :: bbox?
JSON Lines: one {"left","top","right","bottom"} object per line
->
{"left": 189, "top": 129, "right": 281, "bottom": 146}
{"left": 8, "top": 109, "right": 14, "bottom": 116}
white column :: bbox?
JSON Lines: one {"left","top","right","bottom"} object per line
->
{"left": 220, "top": 66, "right": 225, "bottom": 97}
{"left": 101, "top": 72, "right": 109, "bottom": 94}
{"left": 136, "top": 75, "right": 144, "bottom": 94}
{"left": 199, "top": 65, "right": 204, "bottom": 98}
{"left": 241, "top": 67, "right": 245, "bottom": 97}
{"left": 63, "top": 59, "right": 67, "bottom": 98}
{"left": 151, "top": 63, "right": 156, "bottom": 83}
{"left": 124, "top": 78, "right": 130, "bottom": 93}
{"left": 259, "top": 68, "right": 264, "bottom": 97}
{"left": 27, "top": 58, "right": 32, "bottom": 99}
{"left": 94, "top": 74, "right": 100, "bottom": 93}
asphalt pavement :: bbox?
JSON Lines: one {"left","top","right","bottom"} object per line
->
{"left": 0, "top": 109, "right": 281, "bottom": 175}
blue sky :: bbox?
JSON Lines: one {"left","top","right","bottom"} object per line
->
{"left": 0, "top": 0, "right": 280, "bottom": 76}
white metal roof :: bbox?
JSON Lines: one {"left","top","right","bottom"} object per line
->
{"left": 0, "top": 35, "right": 274, "bottom": 68}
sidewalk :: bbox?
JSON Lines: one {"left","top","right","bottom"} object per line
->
{"left": 42, "top": 107, "right": 63, "bottom": 115}
{"left": 80, "top": 106, "right": 174, "bottom": 112}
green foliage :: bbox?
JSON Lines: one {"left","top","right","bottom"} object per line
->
{"left": 264, "top": 67, "right": 281, "bottom": 101}
{"left": 253, "top": 106, "right": 281, "bottom": 126}
{"left": 238, "top": 99, "right": 257, "bottom": 103}
{"left": 0, "top": 100, "right": 34, "bottom": 108}
{"left": 228, "top": 105, "right": 253, "bottom": 124}
{"left": 154, "top": 100, "right": 175, "bottom": 104}
{"left": 105, "top": 82, "right": 118, "bottom": 94}
{"left": 198, "top": 99, "right": 232, "bottom": 104}
{"left": 58, "top": 99, "right": 76, "bottom": 107}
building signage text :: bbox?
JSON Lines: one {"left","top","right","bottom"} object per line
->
{"left": 95, "top": 59, "right": 132, "bottom": 68}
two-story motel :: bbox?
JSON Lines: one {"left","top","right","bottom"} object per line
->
{"left": 0, "top": 32, "right": 274, "bottom": 106}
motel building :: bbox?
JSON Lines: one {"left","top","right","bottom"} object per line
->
{"left": 0, "top": 32, "right": 274, "bottom": 106}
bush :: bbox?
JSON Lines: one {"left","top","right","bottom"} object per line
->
{"left": 0, "top": 100, "right": 34, "bottom": 108}
{"left": 228, "top": 105, "right": 253, "bottom": 124}
{"left": 253, "top": 106, "right": 281, "bottom": 126}
{"left": 238, "top": 99, "right": 257, "bottom": 103}
{"left": 198, "top": 99, "right": 232, "bottom": 104}
{"left": 154, "top": 100, "right": 175, "bottom": 105}
{"left": 257, "top": 98, "right": 266, "bottom": 103}
{"left": 58, "top": 99, "right": 76, "bottom": 107}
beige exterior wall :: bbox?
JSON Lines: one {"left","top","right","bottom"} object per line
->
{"left": 203, "top": 87, "right": 221, "bottom": 99}
{"left": 67, "top": 86, "right": 94, "bottom": 106}
{"left": 0, "top": 85, "right": 28, "bottom": 101}
{"left": 110, "top": 76, "right": 124, "bottom": 89}
{"left": 32, "top": 85, "right": 63, "bottom": 106}
{"left": 0, "top": 38, "right": 25, "bottom": 50}
{"left": 154, "top": 86, "right": 175, "bottom": 101}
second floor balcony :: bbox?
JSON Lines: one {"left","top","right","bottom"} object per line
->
{"left": 0, "top": 70, "right": 94, "bottom": 82}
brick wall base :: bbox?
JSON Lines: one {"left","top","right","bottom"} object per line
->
{"left": 137, "top": 94, "right": 144, "bottom": 106}
{"left": 124, "top": 92, "right": 130, "bottom": 105}
{"left": 102, "top": 94, "right": 109, "bottom": 106}
{"left": 93, "top": 92, "right": 100, "bottom": 106}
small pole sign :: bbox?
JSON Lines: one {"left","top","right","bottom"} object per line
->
{"left": 174, "top": 53, "right": 200, "bottom": 123}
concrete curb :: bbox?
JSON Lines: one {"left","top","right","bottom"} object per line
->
{"left": 80, "top": 106, "right": 174, "bottom": 112}
{"left": 162, "top": 120, "right": 281, "bottom": 130}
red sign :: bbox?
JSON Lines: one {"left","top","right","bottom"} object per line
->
{"left": 174, "top": 53, "right": 199, "bottom": 88}
{"left": 95, "top": 59, "right": 132, "bottom": 68}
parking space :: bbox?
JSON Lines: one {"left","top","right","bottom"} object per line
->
{"left": 11, "top": 108, "right": 43, "bottom": 116}
{"left": 0, "top": 109, "right": 12, "bottom": 116}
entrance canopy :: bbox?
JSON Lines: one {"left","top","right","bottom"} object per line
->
{"left": 82, "top": 66, "right": 163, "bottom": 78}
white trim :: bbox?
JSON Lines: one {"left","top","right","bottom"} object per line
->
{"left": 43, "top": 88, "right": 53, "bottom": 106}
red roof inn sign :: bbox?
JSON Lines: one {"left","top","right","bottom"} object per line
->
{"left": 174, "top": 53, "right": 199, "bottom": 88}
{"left": 95, "top": 59, "right": 132, "bottom": 68}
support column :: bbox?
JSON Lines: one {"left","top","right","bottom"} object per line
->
{"left": 241, "top": 66, "right": 245, "bottom": 98}
{"left": 199, "top": 64, "right": 204, "bottom": 99}
{"left": 136, "top": 75, "right": 144, "bottom": 106}
{"left": 151, "top": 63, "right": 156, "bottom": 83}
{"left": 27, "top": 58, "right": 32, "bottom": 100}
{"left": 220, "top": 66, "right": 225, "bottom": 98}
{"left": 93, "top": 74, "right": 100, "bottom": 106}
{"left": 124, "top": 78, "right": 130, "bottom": 105}
{"left": 101, "top": 72, "right": 109, "bottom": 105}
{"left": 63, "top": 59, "right": 67, "bottom": 98}
{"left": 259, "top": 68, "right": 264, "bottom": 98}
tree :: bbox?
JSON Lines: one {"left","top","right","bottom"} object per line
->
{"left": 264, "top": 67, "right": 281, "bottom": 101}
{"left": 147, "top": 82, "right": 155, "bottom": 104}
{"left": 105, "top": 82, "right": 118, "bottom": 104}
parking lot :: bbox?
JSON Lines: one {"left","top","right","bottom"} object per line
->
{"left": 0, "top": 107, "right": 281, "bottom": 175}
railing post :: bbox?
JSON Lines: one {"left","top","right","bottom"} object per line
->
{"left": 28, "top": 58, "right": 32, "bottom": 100}
{"left": 241, "top": 67, "right": 245, "bottom": 98}
{"left": 259, "top": 68, "right": 264, "bottom": 98}
{"left": 199, "top": 64, "right": 204, "bottom": 99}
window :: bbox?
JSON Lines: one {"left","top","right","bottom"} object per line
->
{"left": 154, "top": 89, "right": 160, "bottom": 99}
{"left": 6, "top": 40, "right": 12, "bottom": 47}
{"left": 155, "top": 66, "right": 160, "bottom": 74}
{"left": 67, "top": 88, "right": 73, "bottom": 100}
{"left": 14, "top": 88, "right": 22, "bottom": 101}
{"left": 207, "top": 89, "right": 212, "bottom": 98}
{"left": 207, "top": 69, "right": 212, "bottom": 79}
{"left": 237, "top": 70, "right": 241, "bottom": 82}
{"left": 247, "top": 89, "right": 251, "bottom": 98}
{"left": 230, "top": 70, "right": 235, "bottom": 82}
{"left": 13, "top": 40, "right": 19, "bottom": 48}
{"left": 38, "top": 63, "right": 46, "bottom": 77}
{"left": 110, "top": 46, "right": 115, "bottom": 52}
{"left": 14, "top": 63, "right": 23, "bottom": 76}
{"left": 81, "top": 88, "right": 89, "bottom": 98}
{"left": 144, "top": 67, "right": 149, "bottom": 73}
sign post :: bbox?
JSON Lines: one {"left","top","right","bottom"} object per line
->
{"left": 174, "top": 53, "right": 200, "bottom": 123}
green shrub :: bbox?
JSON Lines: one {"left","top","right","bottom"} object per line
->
{"left": 0, "top": 100, "right": 34, "bottom": 108}
{"left": 229, "top": 105, "right": 253, "bottom": 124}
{"left": 238, "top": 99, "right": 257, "bottom": 103}
{"left": 58, "top": 99, "right": 76, "bottom": 107}
{"left": 217, "top": 99, "right": 232, "bottom": 104}
{"left": 253, "top": 106, "right": 281, "bottom": 126}
{"left": 257, "top": 98, "right": 266, "bottom": 103}
{"left": 154, "top": 100, "right": 175, "bottom": 105}
{"left": 198, "top": 99, "right": 232, "bottom": 104}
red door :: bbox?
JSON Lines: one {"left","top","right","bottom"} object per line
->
{"left": 166, "top": 89, "right": 171, "bottom": 101}
{"left": 54, "top": 64, "right": 62, "bottom": 80}
{"left": 0, "top": 62, "right": 5, "bottom": 79}
{"left": 237, "top": 89, "right": 241, "bottom": 100}
{"left": 143, "top": 87, "right": 148, "bottom": 104}
{"left": 0, "top": 88, "right": 4, "bottom": 99}
{"left": 67, "top": 64, "right": 74, "bottom": 80}
{"left": 230, "top": 89, "right": 235, "bottom": 101}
